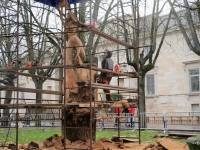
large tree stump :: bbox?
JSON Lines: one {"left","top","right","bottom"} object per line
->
{"left": 62, "top": 107, "right": 96, "bottom": 142}
{"left": 62, "top": 87, "right": 96, "bottom": 142}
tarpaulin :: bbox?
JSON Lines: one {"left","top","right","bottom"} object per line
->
{"left": 35, "top": 0, "right": 60, "bottom": 6}
{"left": 34, "top": 0, "right": 89, "bottom": 7}
{"left": 68, "top": 0, "right": 89, "bottom": 4}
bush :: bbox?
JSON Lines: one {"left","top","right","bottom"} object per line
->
{"left": 187, "top": 135, "right": 200, "bottom": 150}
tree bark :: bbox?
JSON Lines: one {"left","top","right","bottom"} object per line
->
{"left": 139, "top": 75, "right": 145, "bottom": 114}
{"left": 2, "top": 90, "right": 13, "bottom": 126}
{"left": 62, "top": 87, "right": 96, "bottom": 142}
{"left": 63, "top": 107, "right": 96, "bottom": 142}
{"left": 139, "top": 75, "right": 146, "bottom": 128}
{"left": 2, "top": 74, "right": 15, "bottom": 126}
{"left": 33, "top": 78, "right": 44, "bottom": 127}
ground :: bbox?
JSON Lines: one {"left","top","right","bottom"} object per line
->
{"left": 11, "top": 135, "right": 188, "bottom": 150}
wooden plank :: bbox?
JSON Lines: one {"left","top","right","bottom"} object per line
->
{"left": 112, "top": 135, "right": 138, "bottom": 139}
{"left": 84, "top": 66, "right": 139, "bottom": 77}
{"left": 123, "top": 138, "right": 139, "bottom": 142}
{"left": 0, "top": 85, "right": 62, "bottom": 95}
{"left": 87, "top": 83, "right": 138, "bottom": 92}
{"left": 3, "top": 103, "right": 54, "bottom": 109}
{"left": 157, "top": 138, "right": 187, "bottom": 150}
{"left": 2, "top": 64, "right": 88, "bottom": 71}
{"left": 168, "top": 131, "right": 200, "bottom": 136}
{"left": 65, "top": 102, "right": 110, "bottom": 108}
{"left": 78, "top": 23, "right": 135, "bottom": 49}
{"left": 63, "top": 101, "right": 136, "bottom": 108}
{"left": 0, "top": 104, "right": 63, "bottom": 109}
{"left": 0, "top": 70, "right": 62, "bottom": 81}
{"left": 1, "top": 64, "right": 138, "bottom": 78}
{"left": 91, "top": 28, "right": 134, "bottom": 49}
{"left": 0, "top": 101, "right": 137, "bottom": 109}
{"left": 98, "top": 92, "right": 138, "bottom": 97}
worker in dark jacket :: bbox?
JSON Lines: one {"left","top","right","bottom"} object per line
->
{"left": 99, "top": 50, "right": 114, "bottom": 101}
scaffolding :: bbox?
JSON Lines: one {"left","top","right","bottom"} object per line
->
{"left": 0, "top": 0, "right": 141, "bottom": 149}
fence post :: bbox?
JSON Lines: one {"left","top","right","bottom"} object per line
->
{"left": 163, "top": 113, "right": 167, "bottom": 133}
{"left": 140, "top": 112, "right": 146, "bottom": 129}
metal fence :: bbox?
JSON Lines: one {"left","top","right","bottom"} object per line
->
{"left": 96, "top": 112, "right": 200, "bottom": 132}
{"left": 0, "top": 113, "right": 61, "bottom": 128}
{"left": 1, "top": 111, "right": 200, "bottom": 132}
{"left": 140, "top": 112, "right": 165, "bottom": 130}
{"left": 96, "top": 112, "right": 138, "bottom": 131}
{"left": 139, "top": 112, "right": 200, "bottom": 131}
{"left": 166, "top": 112, "right": 200, "bottom": 131}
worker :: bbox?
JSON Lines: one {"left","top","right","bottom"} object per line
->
{"left": 114, "top": 107, "right": 122, "bottom": 127}
{"left": 99, "top": 50, "right": 114, "bottom": 101}
{"left": 129, "top": 107, "right": 136, "bottom": 132}
{"left": 26, "top": 60, "right": 40, "bottom": 67}
{"left": 114, "top": 64, "right": 120, "bottom": 72}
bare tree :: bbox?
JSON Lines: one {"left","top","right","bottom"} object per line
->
{"left": 168, "top": 0, "right": 200, "bottom": 55}
{"left": 20, "top": 1, "right": 63, "bottom": 126}
{"left": 0, "top": 0, "right": 62, "bottom": 126}
{"left": 79, "top": 0, "right": 172, "bottom": 117}
{"left": 77, "top": 1, "right": 173, "bottom": 125}
{"left": 0, "top": 0, "right": 22, "bottom": 125}
{"left": 21, "top": 0, "right": 62, "bottom": 100}
{"left": 126, "top": 0, "right": 172, "bottom": 117}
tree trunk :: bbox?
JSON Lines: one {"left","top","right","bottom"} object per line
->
{"left": 2, "top": 90, "right": 13, "bottom": 126}
{"left": 139, "top": 75, "right": 146, "bottom": 128}
{"left": 63, "top": 107, "right": 96, "bottom": 142}
{"left": 62, "top": 88, "right": 96, "bottom": 142}
{"left": 35, "top": 79, "right": 43, "bottom": 104}
{"left": 34, "top": 79, "right": 44, "bottom": 127}
{"left": 2, "top": 77, "right": 14, "bottom": 126}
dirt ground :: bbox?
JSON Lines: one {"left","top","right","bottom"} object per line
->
{"left": 6, "top": 136, "right": 187, "bottom": 150}
{"left": 0, "top": 134, "right": 189, "bottom": 150}
{"left": 0, "top": 139, "right": 150, "bottom": 150}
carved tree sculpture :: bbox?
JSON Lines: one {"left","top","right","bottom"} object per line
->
{"left": 61, "top": 10, "right": 85, "bottom": 102}
{"left": 60, "top": 1, "right": 97, "bottom": 142}
{"left": 61, "top": 3, "right": 96, "bottom": 103}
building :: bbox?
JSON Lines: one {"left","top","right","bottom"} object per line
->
{"left": 96, "top": 9, "right": 200, "bottom": 113}
{"left": 146, "top": 27, "right": 200, "bottom": 113}
{"left": 1, "top": 3, "right": 200, "bottom": 115}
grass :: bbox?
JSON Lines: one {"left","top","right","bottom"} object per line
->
{"left": 96, "top": 130, "right": 157, "bottom": 142}
{"left": 0, "top": 128, "right": 61, "bottom": 145}
{"left": 0, "top": 128, "right": 187, "bottom": 145}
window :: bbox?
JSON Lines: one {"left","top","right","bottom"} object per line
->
{"left": 189, "top": 39, "right": 194, "bottom": 51}
{"left": 19, "top": 84, "right": 25, "bottom": 103}
{"left": 20, "top": 92, "right": 25, "bottom": 104}
{"left": 192, "top": 104, "right": 199, "bottom": 111}
{"left": 47, "top": 86, "right": 52, "bottom": 90}
{"left": 146, "top": 74, "right": 155, "bottom": 95}
{"left": 191, "top": 104, "right": 199, "bottom": 116}
{"left": 189, "top": 69, "right": 199, "bottom": 92}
